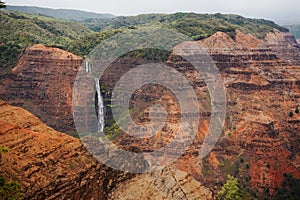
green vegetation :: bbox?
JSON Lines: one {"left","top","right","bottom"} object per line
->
{"left": 274, "top": 173, "right": 300, "bottom": 200}
{"left": 103, "top": 120, "right": 123, "bottom": 140}
{"left": 82, "top": 12, "right": 288, "bottom": 40}
{"left": 1, "top": 10, "right": 289, "bottom": 74}
{"left": 0, "top": 176, "right": 22, "bottom": 200}
{"left": 0, "top": 147, "right": 22, "bottom": 200}
{"left": 82, "top": 14, "right": 165, "bottom": 31}
{"left": 6, "top": 5, "right": 114, "bottom": 21}
{"left": 284, "top": 24, "right": 300, "bottom": 39}
{"left": 67, "top": 28, "right": 123, "bottom": 57}
{"left": 289, "top": 112, "right": 294, "bottom": 117}
{"left": 245, "top": 163, "right": 250, "bottom": 169}
{"left": 0, "top": 147, "right": 8, "bottom": 153}
{"left": 0, "top": 10, "right": 92, "bottom": 71}
{"left": 217, "top": 175, "right": 250, "bottom": 200}
{"left": 245, "top": 175, "right": 251, "bottom": 182}
{"left": 295, "top": 107, "right": 299, "bottom": 114}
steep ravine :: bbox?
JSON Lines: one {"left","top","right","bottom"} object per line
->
{"left": 0, "top": 100, "right": 213, "bottom": 199}
{"left": 0, "top": 29, "right": 300, "bottom": 198}
{"left": 0, "top": 100, "right": 134, "bottom": 199}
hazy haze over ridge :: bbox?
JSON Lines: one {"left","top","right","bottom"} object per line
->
{"left": 5, "top": 0, "right": 300, "bottom": 24}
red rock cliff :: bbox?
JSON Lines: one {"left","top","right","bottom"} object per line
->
{"left": 0, "top": 44, "right": 82, "bottom": 134}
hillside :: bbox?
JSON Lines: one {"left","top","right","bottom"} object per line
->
{"left": 1, "top": 30, "right": 300, "bottom": 199}
{"left": 72, "top": 13, "right": 291, "bottom": 57}
{"left": 0, "top": 7, "right": 300, "bottom": 199}
{"left": 284, "top": 24, "right": 300, "bottom": 39}
{"left": 83, "top": 12, "right": 288, "bottom": 40}
{"left": 0, "top": 10, "right": 290, "bottom": 72}
{"left": 0, "top": 100, "right": 134, "bottom": 199}
{"left": 0, "top": 10, "right": 92, "bottom": 75}
{"left": 0, "top": 100, "right": 213, "bottom": 199}
{"left": 6, "top": 5, "right": 114, "bottom": 21}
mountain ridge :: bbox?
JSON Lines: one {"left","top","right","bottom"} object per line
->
{"left": 5, "top": 5, "right": 115, "bottom": 21}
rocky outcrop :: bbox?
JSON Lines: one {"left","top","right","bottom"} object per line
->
{"left": 108, "top": 166, "right": 213, "bottom": 200}
{"left": 180, "top": 30, "right": 300, "bottom": 195}
{"left": 81, "top": 30, "right": 300, "bottom": 197}
{"left": 265, "top": 30, "right": 300, "bottom": 66}
{"left": 0, "top": 44, "right": 82, "bottom": 135}
{"left": 105, "top": 30, "right": 300, "bottom": 197}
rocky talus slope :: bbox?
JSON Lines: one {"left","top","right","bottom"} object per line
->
{"left": 108, "top": 166, "right": 212, "bottom": 200}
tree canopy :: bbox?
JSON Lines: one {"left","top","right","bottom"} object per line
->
{"left": 218, "top": 175, "right": 246, "bottom": 200}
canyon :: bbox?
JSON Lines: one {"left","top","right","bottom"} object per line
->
{"left": 0, "top": 29, "right": 300, "bottom": 199}
{"left": 0, "top": 100, "right": 212, "bottom": 199}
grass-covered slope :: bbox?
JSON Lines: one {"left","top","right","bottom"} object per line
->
{"left": 0, "top": 10, "right": 290, "bottom": 73}
{"left": 83, "top": 12, "right": 288, "bottom": 40}
{"left": 6, "top": 5, "right": 114, "bottom": 21}
{"left": 0, "top": 10, "right": 92, "bottom": 71}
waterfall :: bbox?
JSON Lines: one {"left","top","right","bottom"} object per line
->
{"left": 85, "top": 60, "right": 91, "bottom": 73}
{"left": 85, "top": 60, "right": 105, "bottom": 132}
{"left": 94, "top": 77, "right": 105, "bottom": 132}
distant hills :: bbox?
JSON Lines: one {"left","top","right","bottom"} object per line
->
{"left": 0, "top": 10, "right": 92, "bottom": 72}
{"left": 5, "top": 5, "right": 115, "bottom": 21}
{"left": 82, "top": 12, "right": 288, "bottom": 40}
{"left": 0, "top": 8, "right": 291, "bottom": 72}
{"left": 284, "top": 24, "right": 300, "bottom": 39}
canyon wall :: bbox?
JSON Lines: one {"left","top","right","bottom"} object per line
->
{"left": 0, "top": 44, "right": 81, "bottom": 135}
{"left": 0, "top": 100, "right": 134, "bottom": 199}
{"left": 0, "top": 100, "right": 212, "bottom": 199}
{"left": 177, "top": 30, "right": 300, "bottom": 195}
{"left": 0, "top": 29, "right": 300, "bottom": 198}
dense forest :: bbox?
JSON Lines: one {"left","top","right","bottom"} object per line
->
{"left": 82, "top": 12, "right": 288, "bottom": 40}
{"left": 0, "top": 9, "right": 289, "bottom": 76}
{"left": 6, "top": 5, "right": 115, "bottom": 21}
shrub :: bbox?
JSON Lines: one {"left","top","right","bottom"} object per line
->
{"left": 0, "top": 147, "right": 22, "bottom": 199}
{"left": 0, "top": 175, "right": 22, "bottom": 200}
{"left": 289, "top": 112, "right": 294, "bottom": 117}
{"left": 245, "top": 175, "right": 251, "bottom": 182}
{"left": 217, "top": 175, "right": 247, "bottom": 200}
{"left": 246, "top": 163, "right": 250, "bottom": 169}
{"left": 274, "top": 173, "right": 300, "bottom": 200}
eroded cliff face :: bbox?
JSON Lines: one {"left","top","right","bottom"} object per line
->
{"left": 0, "top": 44, "right": 82, "bottom": 135}
{"left": 175, "top": 30, "right": 300, "bottom": 195}
{"left": 96, "top": 30, "right": 300, "bottom": 197}
{"left": 0, "top": 100, "right": 134, "bottom": 199}
{"left": 0, "top": 30, "right": 299, "bottom": 198}
{"left": 0, "top": 100, "right": 214, "bottom": 199}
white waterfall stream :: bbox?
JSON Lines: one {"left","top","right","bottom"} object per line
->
{"left": 85, "top": 60, "right": 92, "bottom": 73}
{"left": 94, "top": 77, "right": 105, "bottom": 132}
{"left": 85, "top": 61, "right": 105, "bottom": 132}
